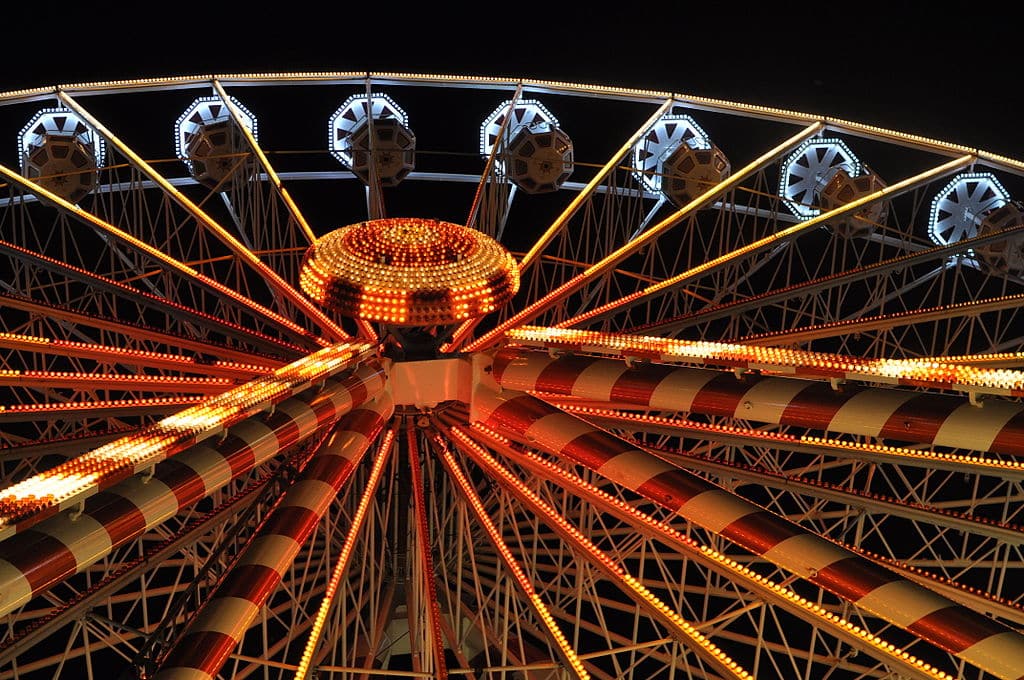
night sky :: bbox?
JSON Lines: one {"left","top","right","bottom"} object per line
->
{"left": 3, "top": 2, "right": 1021, "bottom": 160}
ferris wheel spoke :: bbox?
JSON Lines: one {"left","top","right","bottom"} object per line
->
{"left": 210, "top": 80, "right": 316, "bottom": 245}
{"left": 465, "top": 84, "right": 523, "bottom": 234}
{"left": 471, "top": 386, "right": 1024, "bottom": 679}
{"left": 0, "top": 331, "right": 274, "bottom": 381}
{"left": 0, "top": 372, "right": 377, "bottom": 626}
{"left": 739, "top": 291, "right": 1024, "bottom": 346}
{"left": 446, "top": 97, "right": 675, "bottom": 352}
{"left": 0, "top": 189, "right": 319, "bottom": 355}
{"left": 0, "top": 346, "right": 379, "bottom": 542}
{"left": 0, "top": 292, "right": 289, "bottom": 367}
{"left": 151, "top": 396, "right": 389, "bottom": 679}
{"left": 0, "top": 237, "right": 305, "bottom": 356}
{"left": 56, "top": 91, "right": 350, "bottom": 344}
{"left": 491, "top": 348, "right": 1024, "bottom": 457}
{"left": 630, "top": 214, "right": 1024, "bottom": 337}
{"left": 556, "top": 155, "right": 975, "bottom": 331}
{"left": 506, "top": 326, "right": 1024, "bottom": 402}
{"left": 467, "top": 423, "right": 970, "bottom": 679}
{"left": 432, "top": 431, "right": 592, "bottom": 679}
{"left": 293, "top": 425, "right": 396, "bottom": 680}
{"left": 461, "top": 122, "right": 827, "bottom": 353}
{"left": 549, "top": 403, "right": 1024, "bottom": 482}
{"left": 445, "top": 423, "right": 751, "bottom": 678}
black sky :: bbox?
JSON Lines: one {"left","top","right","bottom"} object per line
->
{"left": 2, "top": 2, "right": 1020, "bottom": 158}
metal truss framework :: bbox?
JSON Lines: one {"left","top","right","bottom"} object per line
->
{"left": 0, "top": 73, "right": 1021, "bottom": 680}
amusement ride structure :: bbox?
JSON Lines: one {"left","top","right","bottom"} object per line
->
{"left": 0, "top": 72, "right": 1022, "bottom": 679}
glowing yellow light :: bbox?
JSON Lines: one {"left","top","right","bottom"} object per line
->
{"left": 300, "top": 218, "right": 519, "bottom": 326}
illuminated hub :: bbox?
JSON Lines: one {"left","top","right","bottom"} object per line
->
{"left": 329, "top": 94, "right": 415, "bottom": 187}
{"left": 631, "top": 114, "right": 711, "bottom": 194}
{"left": 175, "top": 96, "right": 258, "bottom": 190}
{"left": 818, "top": 167, "right": 888, "bottom": 238}
{"left": 661, "top": 142, "right": 731, "bottom": 207}
{"left": 299, "top": 218, "right": 520, "bottom": 326}
{"left": 780, "top": 138, "right": 860, "bottom": 219}
{"left": 19, "top": 108, "right": 104, "bottom": 203}
{"left": 975, "top": 200, "right": 1024, "bottom": 275}
{"left": 480, "top": 99, "right": 573, "bottom": 192}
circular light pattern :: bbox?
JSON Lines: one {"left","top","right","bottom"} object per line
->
{"left": 929, "top": 171, "right": 1009, "bottom": 247}
{"left": 300, "top": 217, "right": 520, "bottom": 325}
{"left": 779, "top": 138, "right": 860, "bottom": 219}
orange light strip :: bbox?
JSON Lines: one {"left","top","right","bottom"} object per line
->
{"left": 555, "top": 154, "right": 975, "bottom": 329}
{"left": 432, "top": 432, "right": 590, "bottom": 680}
{"left": 0, "top": 239, "right": 308, "bottom": 357}
{"left": 739, "top": 293, "right": 1024, "bottom": 346}
{"left": 0, "top": 341, "right": 375, "bottom": 540}
{"left": 211, "top": 79, "right": 316, "bottom": 244}
{"left": 466, "top": 422, "right": 958, "bottom": 680}
{"left": 509, "top": 326, "right": 1024, "bottom": 399}
{"left": 0, "top": 293, "right": 286, "bottom": 367}
{"left": 293, "top": 425, "right": 395, "bottom": 680}
{"left": 300, "top": 218, "right": 519, "bottom": 326}
{"left": 0, "top": 165, "right": 327, "bottom": 348}
{"left": 0, "top": 369, "right": 234, "bottom": 394}
{"left": 461, "top": 122, "right": 826, "bottom": 352}
{"left": 0, "top": 331, "right": 274, "bottom": 378}
{"left": 447, "top": 425, "right": 752, "bottom": 679}
{"left": 547, "top": 401, "right": 1024, "bottom": 480}
{"left": 466, "top": 85, "right": 522, "bottom": 231}
{"left": 0, "top": 396, "right": 203, "bottom": 421}
{"left": 406, "top": 426, "right": 448, "bottom": 679}
{"left": 56, "top": 90, "right": 349, "bottom": 344}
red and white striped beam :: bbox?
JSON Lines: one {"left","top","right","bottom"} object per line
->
{"left": 547, "top": 402, "right": 1024, "bottom": 481}
{"left": 507, "top": 326, "right": 1024, "bottom": 401}
{"left": 0, "top": 370, "right": 385, "bottom": 618}
{"left": 445, "top": 424, "right": 752, "bottom": 679}
{"left": 465, "top": 423, "right": 963, "bottom": 680}
{"left": 153, "top": 395, "right": 393, "bottom": 680}
{"left": 491, "top": 348, "right": 1024, "bottom": 457}
{"left": 0, "top": 342, "right": 376, "bottom": 540}
{"left": 293, "top": 426, "right": 397, "bottom": 680}
{"left": 471, "top": 385, "right": 1024, "bottom": 680}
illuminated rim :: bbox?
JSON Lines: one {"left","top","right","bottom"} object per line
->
{"left": 928, "top": 171, "right": 1009, "bottom": 246}
{"left": 779, "top": 137, "right": 860, "bottom": 219}
{"left": 630, "top": 113, "right": 711, "bottom": 194}
{"left": 480, "top": 99, "right": 558, "bottom": 157}
{"left": 299, "top": 217, "right": 520, "bottom": 325}
{"left": 174, "top": 96, "right": 257, "bottom": 171}
{"left": 3, "top": 72, "right": 1024, "bottom": 680}
{"left": 18, "top": 107, "right": 106, "bottom": 167}
{"left": 329, "top": 93, "right": 409, "bottom": 167}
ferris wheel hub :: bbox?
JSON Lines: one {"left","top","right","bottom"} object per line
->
{"left": 299, "top": 217, "right": 520, "bottom": 326}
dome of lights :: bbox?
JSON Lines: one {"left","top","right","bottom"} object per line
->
{"left": 299, "top": 217, "right": 519, "bottom": 325}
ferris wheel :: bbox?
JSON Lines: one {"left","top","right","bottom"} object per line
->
{"left": 0, "top": 72, "right": 1023, "bottom": 680}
